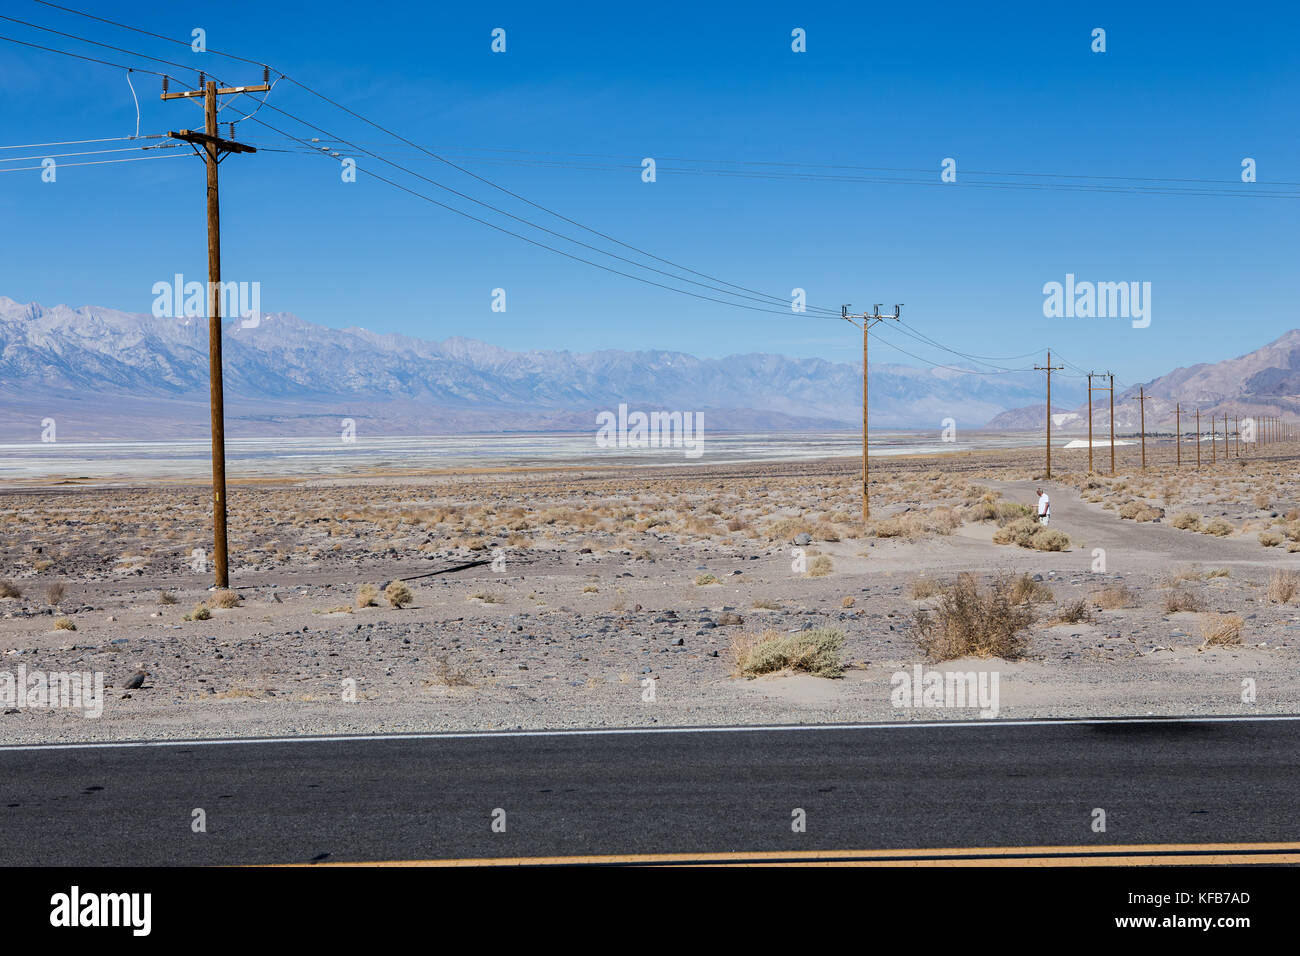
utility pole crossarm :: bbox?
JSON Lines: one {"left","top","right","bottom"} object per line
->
{"left": 167, "top": 130, "right": 257, "bottom": 154}
{"left": 160, "top": 83, "right": 270, "bottom": 101}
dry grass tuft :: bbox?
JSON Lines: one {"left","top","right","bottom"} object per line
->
{"left": 1092, "top": 585, "right": 1137, "bottom": 610}
{"left": 731, "top": 628, "right": 845, "bottom": 678}
{"left": 1163, "top": 588, "right": 1205, "bottom": 614}
{"left": 157, "top": 590, "right": 178, "bottom": 605}
{"left": 53, "top": 616, "right": 76, "bottom": 631}
{"left": 806, "top": 554, "right": 833, "bottom": 577}
{"left": 909, "top": 575, "right": 941, "bottom": 600}
{"left": 1052, "top": 599, "right": 1093, "bottom": 625}
{"left": 1198, "top": 613, "right": 1244, "bottom": 647}
{"left": 0, "top": 579, "right": 21, "bottom": 599}
{"left": 211, "top": 589, "right": 241, "bottom": 609}
{"left": 1267, "top": 570, "right": 1299, "bottom": 604}
{"left": 430, "top": 653, "right": 475, "bottom": 686}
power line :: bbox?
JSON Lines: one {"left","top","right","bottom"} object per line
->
{"left": 0, "top": 152, "right": 185, "bottom": 173}
{"left": 30, "top": 0, "right": 271, "bottom": 69}
{"left": 0, "top": 142, "right": 175, "bottom": 162}
{"left": 0, "top": 133, "right": 163, "bottom": 149}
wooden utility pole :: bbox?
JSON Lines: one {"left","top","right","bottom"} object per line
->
{"left": 1196, "top": 408, "right": 1201, "bottom": 469}
{"left": 842, "top": 304, "right": 900, "bottom": 522}
{"left": 163, "top": 74, "right": 268, "bottom": 589}
{"left": 1234, "top": 415, "right": 1239, "bottom": 457}
{"left": 1108, "top": 372, "right": 1116, "bottom": 475}
{"left": 1087, "top": 372, "right": 1097, "bottom": 473}
{"left": 1133, "top": 387, "right": 1149, "bottom": 470}
{"left": 1035, "top": 351, "right": 1064, "bottom": 478}
{"left": 1176, "top": 403, "right": 1181, "bottom": 468}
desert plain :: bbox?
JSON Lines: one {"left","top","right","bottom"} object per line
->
{"left": 1, "top": 437, "right": 1298, "bottom": 744}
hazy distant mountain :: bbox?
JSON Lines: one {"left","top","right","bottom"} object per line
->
{"left": 987, "top": 330, "right": 1300, "bottom": 431}
{"left": 0, "top": 296, "right": 1078, "bottom": 440}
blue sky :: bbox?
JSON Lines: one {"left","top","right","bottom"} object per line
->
{"left": 2, "top": 0, "right": 1297, "bottom": 388}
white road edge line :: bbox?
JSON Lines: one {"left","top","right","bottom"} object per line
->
{"left": 0, "top": 714, "right": 1297, "bottom": 752}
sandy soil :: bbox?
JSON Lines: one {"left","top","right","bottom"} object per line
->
{"left": 1, "top": 440, "right": 1298, "bottom": 743}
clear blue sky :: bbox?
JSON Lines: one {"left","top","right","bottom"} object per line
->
{"left": 2, "top": 0, "right": 1297, "bottom": 386}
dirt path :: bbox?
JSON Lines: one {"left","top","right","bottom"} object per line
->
{"left": 988, "top": 479, "right": 1288, "bottom": 570}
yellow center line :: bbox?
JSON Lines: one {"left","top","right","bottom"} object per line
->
{"left": 272, "top": 842, "right": 1300, "bottom": 867}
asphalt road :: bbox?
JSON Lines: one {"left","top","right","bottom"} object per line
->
{"left": 1, "top": 717, "right": 1296, "bottom": 865}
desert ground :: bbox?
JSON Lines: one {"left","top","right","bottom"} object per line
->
{"left": 2, "top": 437, "right": 1299, "bottom": 743}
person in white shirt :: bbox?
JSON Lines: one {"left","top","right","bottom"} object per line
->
{"left": 1036, "top": 488, "right": 1051, "bottom": 525}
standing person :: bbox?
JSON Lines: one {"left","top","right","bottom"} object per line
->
{"left": 1036, "top": 488, "right": 1051, "bottom": 526}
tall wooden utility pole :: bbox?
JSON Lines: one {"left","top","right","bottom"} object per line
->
{"left": 1176, "top": 403, "right": 1181, "bottom": 468}
{"left": 1133, "top": 386, "right": 1149, "bottom": 471}
{"left": 1108, "top": 372, "right": 1116, "bottom": 475}
{"left": 1196, "top": 408, "right": 1201, "bottom": 469}
{"left": 842, "top": 303, "right": 900, "bottom": 522}
{"left": 1035, "top": 352, "right": 1064, "bottom": 478}
{"left": 1234, "top": 415, "right": 1239, "bottom": 458}
{"left": 163, "top": 74, "right": 268, "bottom": 589}
{"left": 1087, "top": 372, "right": 1097, "bottom": 474}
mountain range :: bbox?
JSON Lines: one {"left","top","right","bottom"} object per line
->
{"left": 0, "top": 296, "right": 1085, "bottom": 441}
{"left": 987, "top": 329, "right": 1300, "bottom": 432}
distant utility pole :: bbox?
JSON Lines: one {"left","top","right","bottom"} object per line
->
{"left": 1176, "top": 403, "right": 1181, "bottom": 468}
{"left": 1108, "top": 372, "right": 1116, "bottom": 475}
{"left": 163, "top": 73, "right": 269, "bottom": 590}
{"left": 842, "top": 303, "right": 901, "bottom": 522}
{"left": 1086, "top": 372, "right": 1098, "bottom": 473}
{"left": 1034, "top": 351, "right": 1064, "bottom": 478}
{"left": 1234, "top": 414, "right": 1239, "bottom": 458}
{"left": 1133, "top": 387, "right": 1150, "bottom": 471}
{"left": 1196, "top": 408, "right": 1201, "bottom": 469}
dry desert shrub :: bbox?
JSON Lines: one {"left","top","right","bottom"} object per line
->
{"left": 430, "top": 653, "right": 475, "bottom": 687}
{"left": 0, "top": 579, "right": 20, "bottom": 599}
{"left": 1198, "top": 613, "right": 1244, "bottom": 647}
{"left": 45, "top": 581, "right": 65, "bottom": 605}
{"left": 1259, "top": 530, "right": 1284, "bottom": 547}
{"left": 188, "top": 603, "right": 212, "bottom": 621}
{"left": 1204, "top": 518, "right": 1235, "bottom": 537}
{"left": 157, "top": 590, "right": 178, "bottom": 605}
{"left": 909, "top": 575, "right": 941, "bottom": 600}
{"left": 806, "top": 555, "right": 833, "bottom": 577}
{"left": 1171, "top": 512, "right": 1202, "bottom": 531}
{"left": 694, "top": 573, "right": 720, "bottom": 586}
{"left": 752, "top": 597, "right": 781, "bottom": 610}
{"left": 1163, "top": 588, "right": 1204, "bottom": 614}
{"left": 992, "top": 517, "right": 1070, "bottom": 551}
{"left": 762, "top": 516, "right": 813, "bottom": 541}
{"left": 731, "top": 627, "right": 844, "bottom": 678}
{"left": 211, "top": 589, "right": 241, "bottom": 609}
{"left": 1008, "top": 573, "right": 1055, "bottom": 604}
{"left": 356, "top": 583, "right": 379, "bottom": 608}
{"left": 53, "top": 617, "right": 76, "bottom": 631}
{"left": 1092, "top": 585, "right": 1137, "bottom": 609}
{"left": 1052, "top": 599, "right": 1094, "bottom": 625}
{"left": 1267, "top": 570, "right": 1299, "bottom": 604}
{"left": 910, "top": 573, "right": 1035, "bottom": 662}
{"left": 384, "top": 580, "right": 414, "bottom": 608}
{"left": 872, "top": 507, "right": 962, "bottom": 540}
{"left": 841, "top": 596, "right": 855, "bottom": 608}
